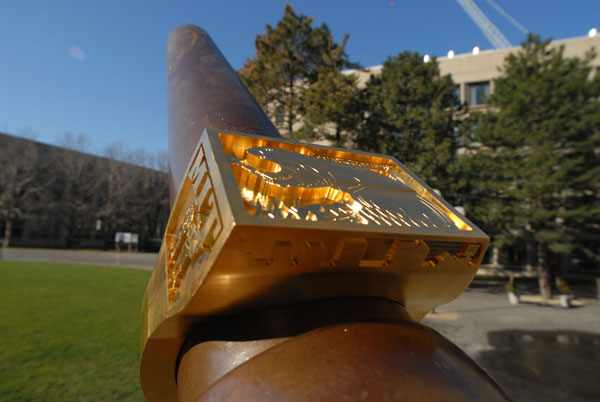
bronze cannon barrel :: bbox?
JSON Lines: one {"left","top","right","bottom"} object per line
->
{"left": 141, "top": 24, "right": 511, "bottom": 402}
{"left": 167, "top": 25, "right": 280, "bottom": 204}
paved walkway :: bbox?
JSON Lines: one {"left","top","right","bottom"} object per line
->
{"left": 0, "top": 247, "right": 157, "bottom": 270}
{"left": 423, "top": 282, "right": 600, "bottom": 402}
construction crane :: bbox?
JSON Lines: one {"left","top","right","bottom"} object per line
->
{"left": 456, "top": 0, "right": 511, "bottom": 49}
{"left": 485, "top": 0, "right": 528, "bottom": 35}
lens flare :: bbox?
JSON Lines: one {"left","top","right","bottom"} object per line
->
{"left": 68, "top": 46, "right": 86, "bottom": 61}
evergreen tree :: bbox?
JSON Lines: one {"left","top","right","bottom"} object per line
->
{"left": 462, "top": 34, "right": 600, "bottom": 298}
{"left": 301, "top": 69, "right": 359, "bottom": 146}
{"left": 239, "top": 4, "right": 355, "bottom": 139}
{"left": 356, "top": 52, "right": 461, "bottom": 195}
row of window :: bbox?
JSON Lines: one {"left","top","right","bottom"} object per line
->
{"left": 454, "top": 81, "right": 491, "bottom": 106}
{"left": 448, "top": 66, "right": 600, "bottom": 107}
{"left": 273, "top": 81, "right": 492, "bottom": 128}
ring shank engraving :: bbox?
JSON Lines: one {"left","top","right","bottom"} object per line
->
{"left": 167, "top": 144, "right": 223, "bottom": 304}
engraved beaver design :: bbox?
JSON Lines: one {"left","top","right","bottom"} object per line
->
{"left": 231, "top": 147, "right": 457, "bottom": 229}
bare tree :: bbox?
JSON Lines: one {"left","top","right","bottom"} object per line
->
{"left": 1, "top": 132, "right": 169, "bottom": 250}
{"left": 97, "top": 142, "right": 138, "bottom": 246}
{"left": 57, "top": 132, "right": 92, "bottom": 152}
{"left": 101, "top": 143, "right": 169, "bottom": 249}
{"left": 134, "top": 151, "right": 169, "bottom": 243}
{"left": 51, "top": 133, "right": 102, "bottom": 248}
{"left": 0, "top": 135, "right": 41, "bottom": 247}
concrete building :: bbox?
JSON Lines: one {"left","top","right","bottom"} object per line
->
{"left": 0, "top": 133, "right": 169, "bottom": 251}
{"left": 355, "top": 34, "right": 600, "bottom": 108}
{"left": 352, "top": 35, "right": 600, "bottom": 277}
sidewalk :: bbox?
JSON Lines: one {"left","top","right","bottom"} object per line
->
{"left": 0, "top": 247, "right": 157, "bottom": 270}
{"left": 423, "top": 281, "right": 600, "bottom": 402}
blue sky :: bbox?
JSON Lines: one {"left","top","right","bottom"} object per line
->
{"left": 1, "top": 0, "right": 598, "bottom": 157}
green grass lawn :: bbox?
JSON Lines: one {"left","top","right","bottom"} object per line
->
{"left": 0, "top": 261, "right": 151, "bottom": 402}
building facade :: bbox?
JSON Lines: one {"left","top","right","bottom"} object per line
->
{"left": 353, "top": 35, "right": 600, "bottom": 277}
{"left": 0, "top": 133, "right": 169, "bottom": 251}
{"left": 356, "top": 35, "right": 600, "bottom": 106}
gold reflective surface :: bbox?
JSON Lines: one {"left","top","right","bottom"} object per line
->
{"left": 231, "top": 145, "right": 468, "bottom": 230}
{"left": 167, "top": 143, "right": 224, "bottom": 304}
{"left": 140, "top": 129, "right": 489, "bottom": 402}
